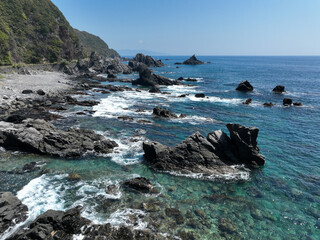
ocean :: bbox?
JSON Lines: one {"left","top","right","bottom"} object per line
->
{"left": 1, "top": 56, "right": 320, "bottom": 239}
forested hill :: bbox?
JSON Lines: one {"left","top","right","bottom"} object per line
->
{"left": 74, "top": 29, "right": 119, "bottom": 58}
{"left": 0, "top": 0, "right": 119, "bottom": 65}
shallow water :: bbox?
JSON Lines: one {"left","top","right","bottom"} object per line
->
{"left": 1, "top": 56, "right": 320, "bottom": 239}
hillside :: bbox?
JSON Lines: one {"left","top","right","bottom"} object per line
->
{"left": 0, "top": 0, "right": 83, "bottom": 65}
{"left": 74, "top": 29, "right": 119, "bottom": 58}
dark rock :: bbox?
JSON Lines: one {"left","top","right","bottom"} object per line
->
{"left": 0, "top": 119, "right": 118, "bottom": 158}
{"left": 195, "top": 93, "right": 205, "bottom": 98}
{"left": 153, "top": 107, "right": 178, "bottom": 118}
{"left": 242, "top": 98, "right": 252, "bottom": 105}
{"left": 179, "top": 94, "right": 189, "bottom": 98}
{"left": 105, "top": 184, "right": 119, "bottom": 195}
{"left": 182, "top": 55, "right": 204, "bottom": 65}
{"left": 179, "top": 114, "right": 187, "bottom": 118}
{"left": 107, "top": 73, "right": 117, "bottom": 79}
{"left": 36, "top": 89, "right": 46, "bottom": 96}
{"left": 22, "top": 161, "right": 45, "bottom": 173}
{"left": 149, "top": 86, "right": 161, "bottom": 93}
{"left": 0, "top": 192, "right": 28, "bottom": 235}
{"left": 177, "top": 77, "right": 184, "bottom": 80}
{"left": 132, "top": 53, "right": 165, "bottom": 67}
{"left": 123, "top": 177, "right": 159, "bottom": 194}
{"left": 22, "top": 89, "right": 33, "bottom": 94}
{"left": 185, "top": 78, "right": 197, "bottom": 82}
{"left": 76, "top": 112, "right": 86, "bottom": 115}
{"left": 67, "top": 173, "right": 82, "bottom": 181}
{"left": 293, "top": 102, "right": 302, "bottom": 106}
{"left": 273, "top": 85, "right": 286, "bottom": 93}
{"left": 218, "top": 218, "right": 237, "bottom": 234}
{"left": 236, "top": 80, "right": 253, "bottom": 92}
{"left": 263, "top": 102, "right": 274, "bottom": 107}
{"left": 143, "top": 123, "right": 265, "bottom": 176}
{"left": 283, "top": 98, "right": 293, "bottom": 106}
{"left": 118, "top": 116, "right": 134, "bottom": 121}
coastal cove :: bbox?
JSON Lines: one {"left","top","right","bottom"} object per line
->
{"left": 0, "top": 56, "right": 319, "bottom": 239}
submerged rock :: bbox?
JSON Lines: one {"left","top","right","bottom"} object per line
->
{"left": 123, "top": 177, "right": 159, "bottom": 194}
{"left": 182, "top": 55, "right": 205, "bottom": 65}
{"left": 273, "top": 85, "right": 286, "bottom": 93}
{"left": 263, "top": 102, "right": 274, "bottom": 107}
{"left": 0, "top": 192, "right": 28, "bottom": 235}
{"left": 143, "top": 123, "right": 265, "bottom": 177}
{"left": 293, "top": 102, "right": 302, "bottom": 106}
{"left": 236, "top": 80, "right": 253, "bottom": 92}
{"left": 195, "top": 93, "right": 205, "bottom": 98}
{"left": 153, "top": 107, "right": 178, "bottom": 118}
{"left": 0, "top": 119, "right": 118, "bottom": 157}
{"left": 242, "top": 98, "right": 252, "bottom": 105}
{"left": 149, "top": 86, "right": 161, "bottom": 93}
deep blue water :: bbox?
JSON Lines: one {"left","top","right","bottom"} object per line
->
{"left": 1, "top": 56, "right": 319, "bottom": 239}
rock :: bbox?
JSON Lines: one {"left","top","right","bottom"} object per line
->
{"left": 108, "top": 73, "right": 117, "bottom": 79}
{"left": 242, "top": 98, "right": 252, "bottom": 105}
{"left": 132, "top": 53, "right": 165, "bottom": 67}
{"left": 293, "top": 102, "right": 302, "bottom": 106}
{"left": 185, "top": 78, "right": 197, "bottom": 82}
{"left": 273, "top": 85, "right": 285, "bottom": 93}
{"left": 153, "top": 107, "right": 178, "bottom": 118}
{"left": 67, "top": 173, "right": 82, "bottom": 181}
{"left": 2, "top": 95, "right": 9, "bottom": 100}
{"left": 165, "top": 208, "right": 184, "bottom": 224}
{"left": 143, "top": 123, "right": 265, "bottom": 176}
{"left": 0, "top": 192, "right": 28, "bottom": 235}
{"left": 283, "top": 98, "right": 293, "bottom": 106}
{"left": 218, "top": 218, "right": 237, "bottom": 234}
{"left": 105, "top": 184, "right": 119, "bottom": 195}
{"left": 149, "top": 86, "right": 161, "bottom": 93}
{"left": 123, "top": 177, "right": 159, "bottom": 194}
{"left": 132, "top": 65, "right": 176, "bottom": 87}
{"left": 0, "top": 119, "right": 118, "bottom": 157}
{"left": 177, "top": 77, "right": 184, "bottom": 80}
{"left": 179, "top": 114, "right": 187, "bottom": 118}
{"left": 22, "top": 161, "right": 45, "bottom": 173}
{"left": 236, "top": 80, "right": 253, "bottom": 92}
{"left": 76, "top": 112, "right": 86, "bottom": 115}
{"left": 263, "top": 102, "right": 274, "bottom": 107}
{"left": 195, "top": 93, "right": 205, "bottom": 98}
{"left": 36, "top": 89, "right": 46, "bottom": 96}
{"left": 179, "top": 94, "right": 189, "bottom": 98}
{"left": 22, "top": 89, "right": 33, "bottom": 94}
{"left": 118, "top": 116, "right": 134, "bottom": 121}
{"left": 182, "top": 55, "right": 204, "bottom": 65}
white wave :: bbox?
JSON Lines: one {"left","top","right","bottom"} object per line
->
{"left": 188, "top": 95, "right": 243, "bottom": 104}
{"left": 73, "top": 234, "right": 85, "bottom": 240}
{"left": 162, "top": 165, "right": 250, "bottom": 181}
{"left": 170, "top": 115, "right": 217, "bottom": 125}
{"left": 106, "top": 208, "right": 147, "bottom": 230}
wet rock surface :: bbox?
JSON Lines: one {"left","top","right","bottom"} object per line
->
{"left": 0, "top": 119, "right": 118, "bottom": 157}
{"left": 132, "top": 53, "right": 165, "bottom": 67}
{"left": 273, "top": 85, "right": 286, "bottom": 93}
{"left": 153, "top": 107, "right": 186, "bottom": 118}
{"left": 123, "top": 177, "right": 159, "bottom": 194}
{"left": 143, "top": 123, "right": 265, "bottom": 176}
{"left": 0, "top": 192, "right": 28, "bottom": 235}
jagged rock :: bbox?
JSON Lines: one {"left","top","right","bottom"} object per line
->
{"left": 263, "top": 102, "right": 274, "bottom": 107}
{"left": 283, "top": 98, "right": 293, "bottom": 106}
{"left": 273, "top": 85, "right": 285, "bottom": 93}
{"left": 182, "top": 55, "right": 204, "bottom": 65}
{"left": 22, "top": 89, "right": 33, "bottom": 94}
{"left": 153, "top": 107, "right": 178, "bottom": 118}
{"left": 0, "top": 119, "right": 118, "bottom": 157}
{"left": 236, "top": 81, "right": 253, "bottom": 92}
{"left": 195, "top": 93, "right": 205, "bottom": 98}
{"left": 132, "top": 53, "right": 165, "bottom": 67}
{"left": 132, "top": 65, "right": 177, "bottom": 87}
{"left": 0, "top": 192, "right": 28, "bottom": 235}
{"left": 242, "top": 98, "right": 252, "bottom": 105}
{"left": 123, "top": 177, "right": 159, "bottom": 194}
{"left": 143, "top": 123, "right": 265, "bottom": 177}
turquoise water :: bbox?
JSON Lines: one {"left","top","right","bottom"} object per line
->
{"left": 1, "top": 56, "right": 320, "bottom": 239}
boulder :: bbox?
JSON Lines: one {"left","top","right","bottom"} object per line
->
{"left": 0, "top": 119, "right": 118, "bottom": 158}
{"left": 177, "top": 77, "right": 184, "bottom": 80}
{"left": 132, "top": 53, "right": 165, "bottom": 67}
{"left": 149, "top": 86, "right": 161, "bottom": 93}
{"left": 153, "top": 107, "right": 178, "bottom": 118}
{"left": 283, "top": 98, "right": 292, "bottom": 106}
{"left": 273, "top": 85, "right": 285, "bottom": 93}
{"left": 185, "top": 78, "right": 198, "bottom": 82}
{"left": 107, "top": 73, "right": 117, "bottom": 79}
{"left": 182, "top": 55, "right": 204, "bottom": 65}
{"left": 293, "top": 102, "right": 302, "bottom": 106}
{"left": 143, "top": 123, "right": 265, "bottom": 177}
{"left": 242, "top": 98, "right": 252, "bottom": 105}
{"left": 0, "top": 192, "right": 28, "bottom": 235}
{"left": 263, "top": 102, "right": 274, "bottom": 107}
{"left": 22, "top": 89, "right": 33, "bottom": 94}
{"left": 36, "top": 89, "right": 46, "bottom": 96}
{"left": 195, "top": 93, "right": 205, "bottom": 98}
{"left": 236, "top": 81, "right": 253, "bottom": 92}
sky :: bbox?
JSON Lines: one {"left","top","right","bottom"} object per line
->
{"left": 51, "top": 0, "right": 320, "bottom": 56}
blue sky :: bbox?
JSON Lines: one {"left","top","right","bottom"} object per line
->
{"left": 52, "top": 0, "right": 320, "bottom": 56}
